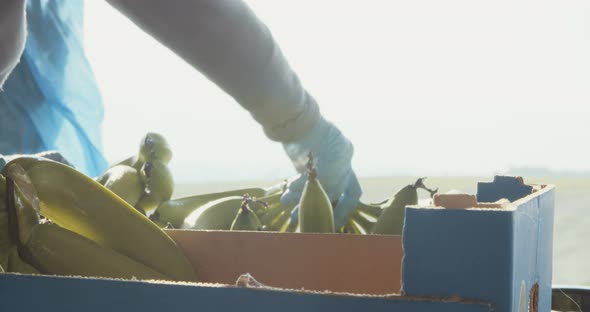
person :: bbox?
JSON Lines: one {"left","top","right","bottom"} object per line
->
{"left": 0, "top": 0, "right": 361, "bottom": 229}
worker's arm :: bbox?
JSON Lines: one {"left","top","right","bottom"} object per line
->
{"left": 0, "top": 0, "right": 27, "bottom": 87}
{"left": 105, "top": 0, "right": 319, "bottom": 143}
{"left": 105, "top": 0, "right": 362, "bottom": 228}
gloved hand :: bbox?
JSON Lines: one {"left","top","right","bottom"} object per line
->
{"left": 280, "top": 117, "right": 362, "bottom": 230}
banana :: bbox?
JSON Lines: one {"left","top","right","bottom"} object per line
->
{"left": 349, "top": 210, "right": 376, "bottom": 235}
{"left": 4, "top": 176, "right": 170, "bottom": 280}
{"left": 6, "top": 246, "right": 39, "bottom": 274}
{"left": 109, "top": 155, "right": 139, "bottom": 171}
{"left": 230, "top": 197, "right": 263, "bottom": 231}
{"left": 371, "top": 178, "right": 426, "bottom": 235}
{"left": 136, "top": 157, "right": 174, "bottom": 216}
{"left": 99, "top": 165, "right": 144, "bottom": 207}
{"left": 258, "top": 202, "right": 294, "bottom": 231}
{"left": 344, "top": 218, "right": 364, "bottom": 235}
{"left": 284, "top": 219, "right": 298, "bottom": 233}
{"left": 356, "top": 201, "right": 384, "bottom": 220}
{"left": 1, "top": 174, "right": 11, "bottom": 270}
{"left": 298, "top": 153, "right": 334, "bottom": 233}
{"left": 24, "top": 223, "right": 171, "bottom": 280}
{"left": 138, "top": 132, "right": 172, "bottom": 165}
{"left": 2, "top": 158, "right": 197, "bottom": 282}
{"left": 158, "top": 188, "right": 267, "bottom": 228}
{"left": 182, "top": 196, "right": 244, "bottom": 230}
{"left": 269, "top": 208, "right": 294, "bottom": 232}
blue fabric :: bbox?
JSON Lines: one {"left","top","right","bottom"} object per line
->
{"left": 0, "top": 0, "right": 107, "bottom": 177}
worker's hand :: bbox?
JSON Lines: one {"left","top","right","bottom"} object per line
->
{"left": 280, "top": 118, "right": 362, "bottom": 230}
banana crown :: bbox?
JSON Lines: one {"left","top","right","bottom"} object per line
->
{"left": 230, "top": 195, "right": 263, "bottom": 231}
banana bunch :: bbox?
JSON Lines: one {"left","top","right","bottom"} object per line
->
{"left": 342, "top": 178, "right": 438, "bottom": 235}
{"left": 2, "top": 170, "right": 168, "bottom": 279}
{"left": 95, "top": 132, "right": 174, "bottom": 216}
{"left": 0, "top": 155, "right": 197, "bottom": 282}
{"left": 176, "top": 186, "right": 289, "bottom": 231}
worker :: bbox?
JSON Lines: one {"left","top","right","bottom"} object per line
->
{"left": 0, "top": 0, "right": 361, "bottom": 229}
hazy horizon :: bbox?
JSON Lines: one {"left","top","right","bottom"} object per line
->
{"left": 84, "top": 1, "right": 590, "bottom": 183}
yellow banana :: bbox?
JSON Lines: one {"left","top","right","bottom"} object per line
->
{"left": 100, "top": 165, "right": 144, "bottom": 207}
{"left": 371, "top": 178, "right": 425, "bottom": 235}
{"left": 182, "top": 196, "right": 244, "bottom": 230}
{"left": 298, "top": 153, "right": 334, "bottom": 233}
{"left": 2, "top": 158, "right": 197, "bottom": 282}
{"left": 158, "top": 188, "right": 267, "bottom": 228}
{"left": 230, "top": 197, "right": 263, "bottom": 231}
{"left": 136, "top": 158, "right": 174, "bottom": 215}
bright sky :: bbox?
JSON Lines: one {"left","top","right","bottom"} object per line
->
{"left": 84, "top": 1, "right": 590, "bottom": 182}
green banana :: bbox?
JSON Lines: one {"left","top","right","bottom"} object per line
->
{"left": 24, "top": 223, "right": 170, "bottom": 280}
{"left": 356, "top": 201, "right": 384, "bottom": 220}
{"left": 230, "top": 197, "right": 263, "bottom": 231}
{"left": 269, "top": 208, "right": 294, "bottom": 232}
{"left": 6, "top": 246, "right": 39, "bottom": 274}
{"left": 3, "top": 158, "right": 197, "bottom": 282}
{"left": 1, "top": 174, "right": 11, "bottom": 270}
{"left": 109, "top": 155, "right": 139, "bottom": 172}
{"left": 99, "top": 165, "right": 144, "bottom": 207}
{"left": 106, "top": 133, "right": 172, "bottom": 173}
{"left": 136, "top": 158, "right": 174, "bottom": 215}
{"left": 284, "top": 219, "right": 298, "bottom": 233}
{"left": 371, "top": 178, "right": 426, "bottom": 235}
{"left": 4, "top": 175, "right": 170, "bottom": 280}
{"left": 345, "top": 218, "right": 364, "bottom": 235}
{"left": 182, "top": 196, "right": 244, "bottom": 230}
{"left": 158, "top": 188, "right": 267, "bottom": 228}
{"left": 298, "top": 153, "right": 334, "bottom": 233}
{"left": 348, "top": 210, "right": 376, "bottom": 235}
{"left": 138, "top": 132, "right": 172, "bottom": 165}
{"left": 259, "top": 203, "right": 294, "bottom": 228}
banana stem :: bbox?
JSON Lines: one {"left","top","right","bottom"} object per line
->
{"left": 306, "top": 152, "right": 317, "bottom": 180}
{"left": 413, "top": 177, "right": 438, "bottom": 198}
{"left": 240, "top": 194, "right": 269, "bottom": 214}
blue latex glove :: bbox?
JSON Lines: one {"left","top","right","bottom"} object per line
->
{"left": 280, "top": 117, "right": 362, "bottom": 230}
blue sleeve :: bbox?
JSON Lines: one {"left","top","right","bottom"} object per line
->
{"left": 0, "top": 0, "right": 108, "bottom": 177}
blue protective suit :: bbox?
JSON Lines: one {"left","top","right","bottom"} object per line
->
{"left": 0, "top": 0, "right": 107, "bottom": 177}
